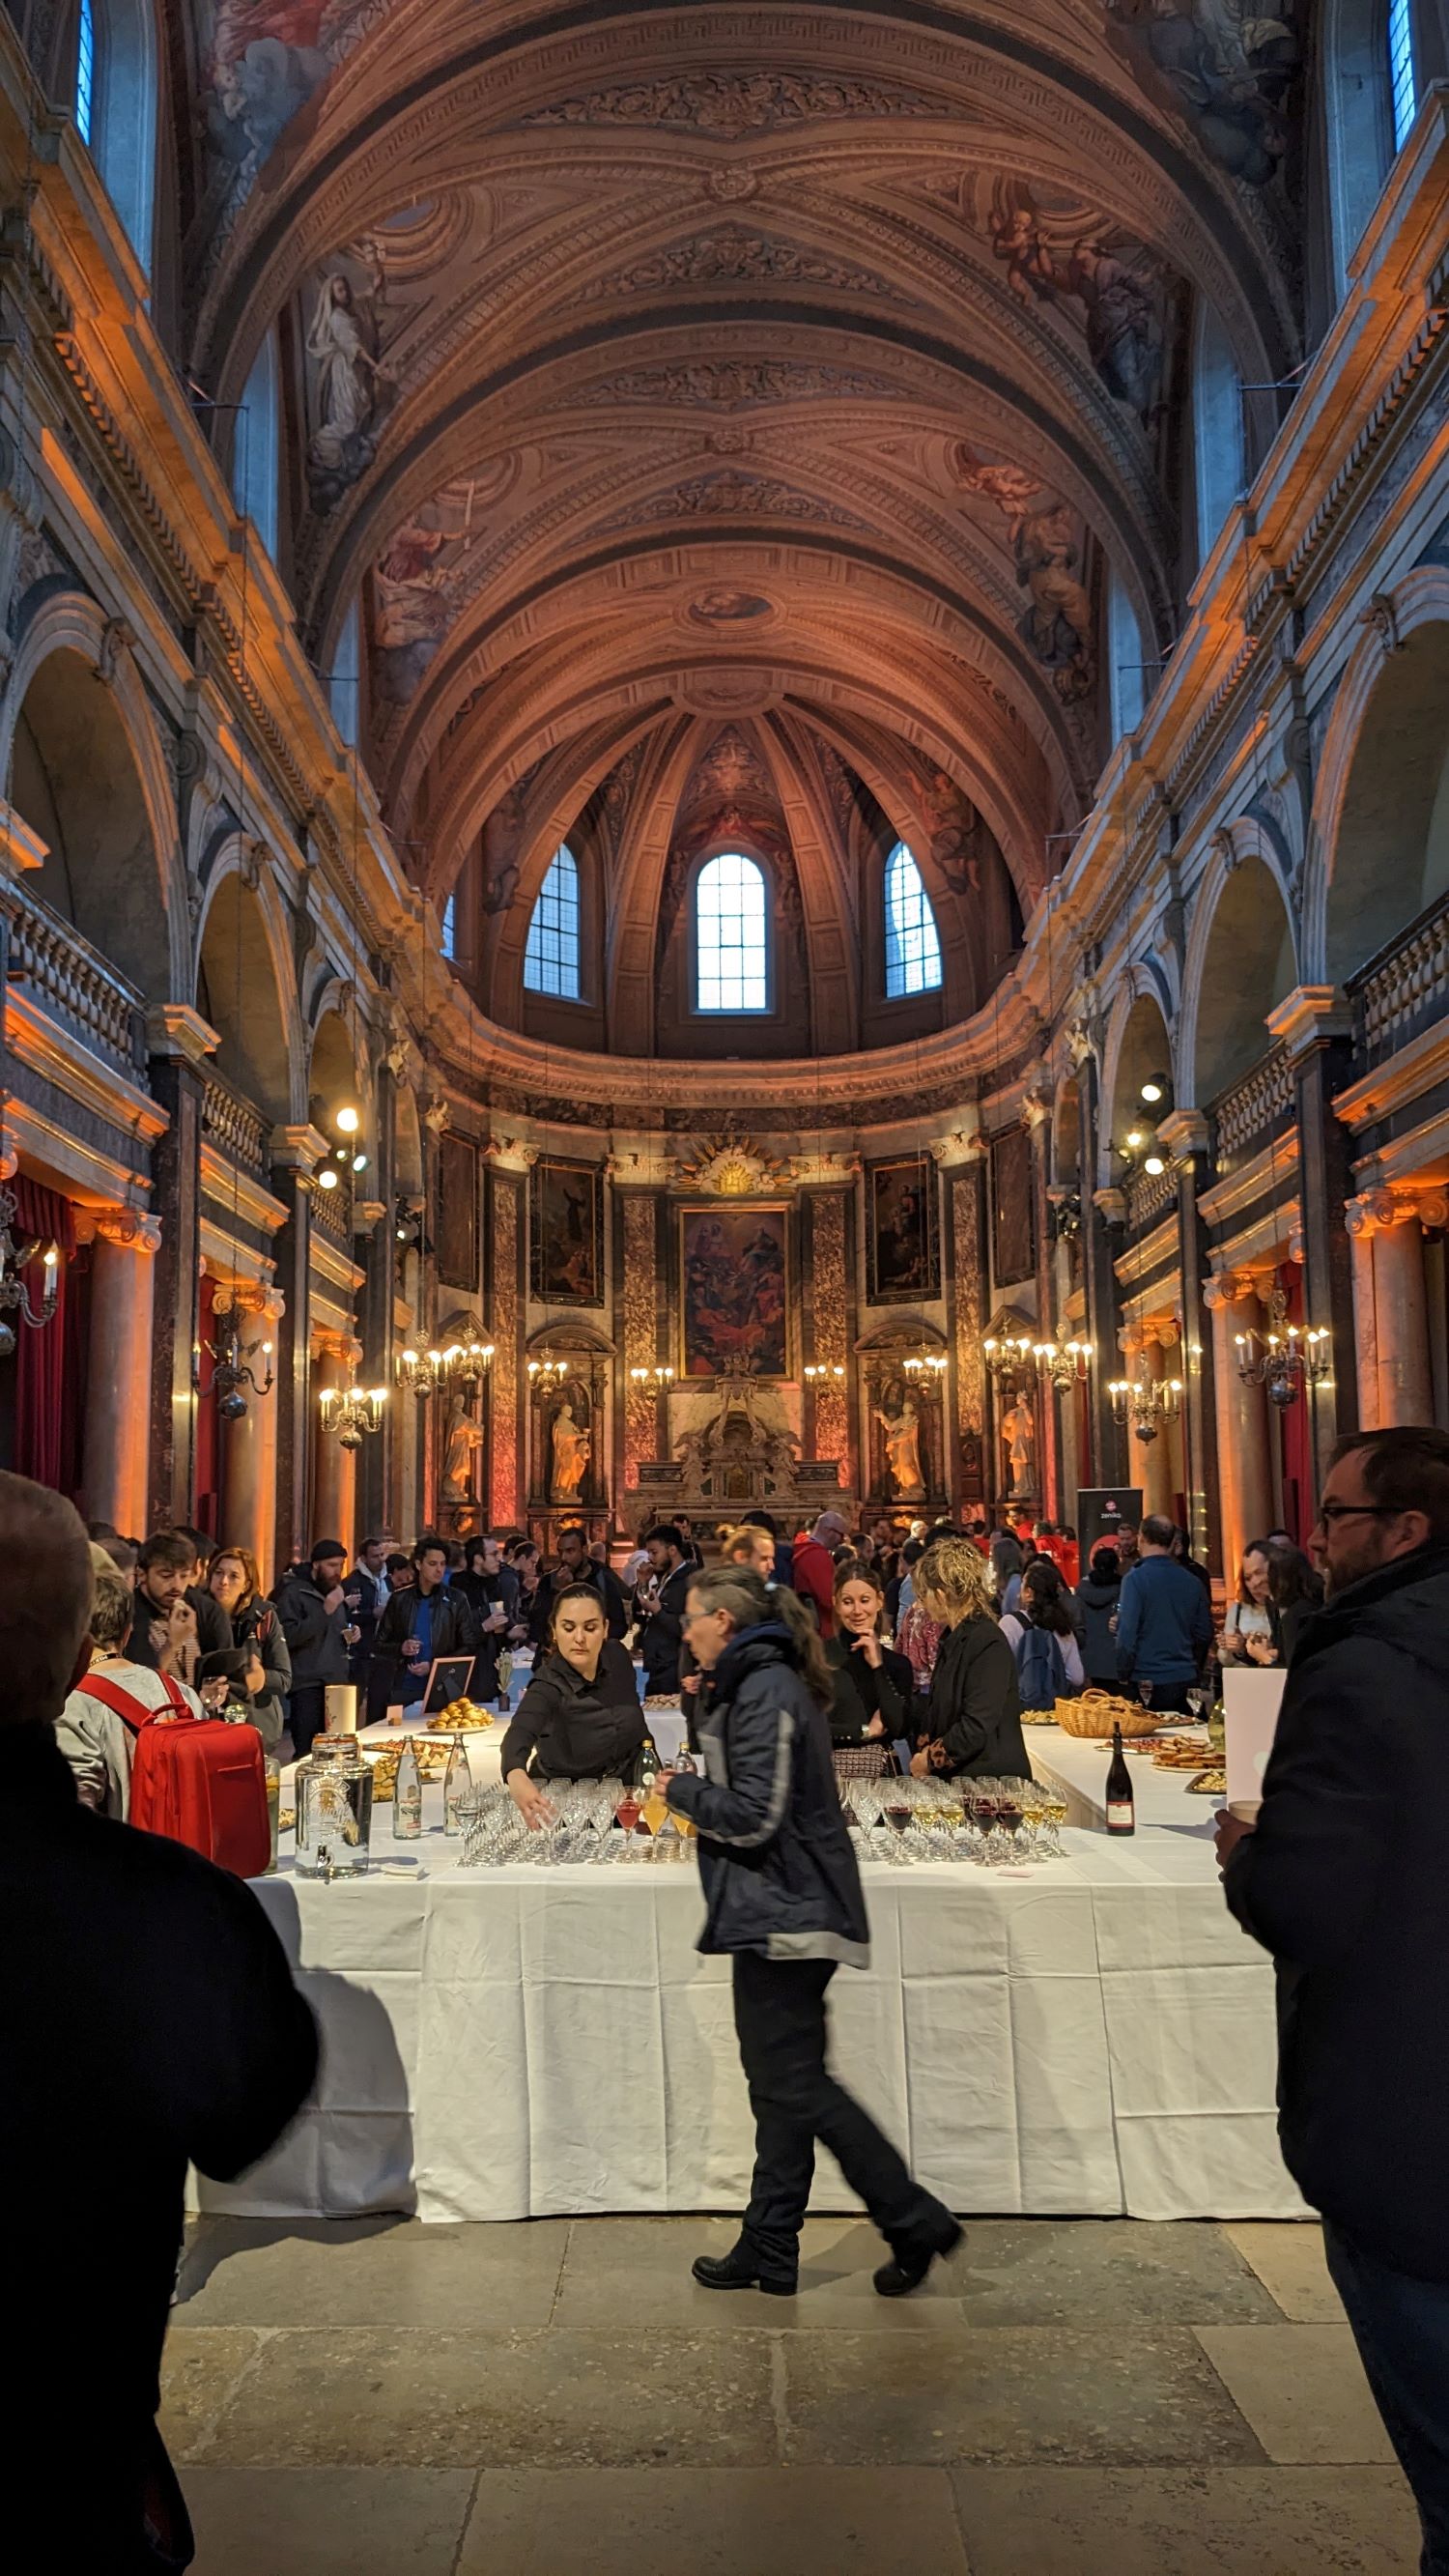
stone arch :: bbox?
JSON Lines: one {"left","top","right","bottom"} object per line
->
{"left": 307, "top": 1002, "right": 367, "bottom": 1145}
{"left": 2, "top": 595, "right": 185, "bottom": 999}
{"left": 193, "top": 847, "right": 299, "bottom": 1125}
{"left": 1096, "top": 973, "right": 1175, "bottom": 1188}
{"left": 1181, "top": 838, "right": 1298, "bottom": 1109}
{"left": 1303, "top": 571, "right": 1449, "bottom": 987}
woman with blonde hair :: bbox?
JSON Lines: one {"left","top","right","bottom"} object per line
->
{"left": 663, "top": 1564, "right": 959, "bottom": 2301}
{"left": 912, "top": 1534, "right": 1029, "bottom": 1781}
{"left": 207, "top": 1545, "right": 292, "bottom": 1754}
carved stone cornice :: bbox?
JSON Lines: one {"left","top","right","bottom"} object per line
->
{"left": 1265, "top": 984, "right": 1352, "bottom": 1061}
{"left": 146, "top": 1004, "right": 219, "bottom": 1070}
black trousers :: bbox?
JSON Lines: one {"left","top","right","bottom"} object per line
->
{"left": 731, "top": 1948, "right": 945, "bottom": 2272}
{"left": 288, "top": 1684, "right": 327, "bottom": 1760}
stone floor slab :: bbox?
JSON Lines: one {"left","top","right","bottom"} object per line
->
{"left": 159, "top": 2329, "right": 268, "bottom": 2462}
{"left": 781, "top": 2325, "right": 1264, "bottom": 2468}
{"left": 554, "top": 2214, "right": 959, "bottom": 2329}
{"left": 1222, "top": 2221, "right": 1344, "bottom": 2322}
{"left": 185, "top": 2469, "right": 475, "bottom": 2573}
{"left": 192, "top": 2325, "right": 777, "bottom": 2469}
{"left": 954, "top": 2219, "right": 1279, "bottom": 2327}
{"left": 949, "top": 2465, "right": 1420, "bottom": 2572}
{"left": 179, "top": 2215, "right": 570, "bottom": 2332}
{"left": 454, "top": 2466, "right": 971, "bottom": 2574}
{"left": 1195, "top": 2324, "right": 1397, "bottom": 2465}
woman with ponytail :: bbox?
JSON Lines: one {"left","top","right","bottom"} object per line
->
{"left": 663, "top": 1565, "right": 959, "bottom": 2302}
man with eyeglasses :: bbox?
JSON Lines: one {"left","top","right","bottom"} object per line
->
{"left": 1217, "top": 1425, "right": 1449, "bottom": 2574}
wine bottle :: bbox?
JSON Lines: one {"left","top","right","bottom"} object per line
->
{"left": 497, "top": 1648, "right": 513, "bottom": 1714}
{"left": 443, "top": 1734, "right": 471, "bottom": 1835}
{"left": 1106, "top": 1723, "right": 1135, "bottom": 1836}
{"left": 638, "top": 1734, "right": 660, "bottom": 1789}
{"left": 392, "top": 1736, "right": 422, "bottom": 1840}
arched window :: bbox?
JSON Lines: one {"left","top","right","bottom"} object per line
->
{"left": 1108, "top": 570, "right": 1146, "bottom": 745}
{"left": 440, "top": 894, "right": 457, "bottom": 960}
{"left": 72, "top": 0, "right": 157, "bottom": 264}
{"left": 524, "top": 844, "right": 582, "bottom": 999}
{"left": 1389, "top": 0, "right": 1417, "bottom": 148}
{"left": 233, "top": 331, "right": 280, "bottom": 560}
{"left": 695, "top": 851, "right": 769, "bottom": 1013}
{"left": 1191, "top": 301, "right": 1244, "bottom": 569}
{"left": 329, "top": 597, "right": 361, "bottom": 747}
{"left": 884, "top": 843, "right": 943, "bottom": 998}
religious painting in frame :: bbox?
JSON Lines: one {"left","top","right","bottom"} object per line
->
{"left": 867, "top": 1156, "right": 940, "bottom": 1303}
{"left": 436, "top": 1132, "right": 479, "bottom": 1293}
{"left": 989, "top": 1126, "right": 1037, "bottom": 1288}
{"left": 678, "top": 1202, "right": 791, "bottom": 1379}
{"left": 529, "top": 1156, "right": 604, "bottom": 1306}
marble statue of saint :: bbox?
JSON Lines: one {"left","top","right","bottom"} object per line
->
{"left": 1001, "top": 1395, "right": 1037, "bottom": 1500}
{"left": 440, "top": 1396, "right": 484, "bottom": 1503}
{"left": 875, "top": 1395, "right": 926, "bottom": 1501}
{"left": 551, "top": 1401, "right": 591, "bottom": 1501}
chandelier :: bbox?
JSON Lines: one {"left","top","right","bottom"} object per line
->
{"left": 630, "top": 1362, "right": 676, "bottom": 1389}
{"left": 194, "top": 1302, "right": 274, "bottom": 1421}
{"left": 981, "top": 1331, "right": 1037, "bottom": 1385}
{"left": 1107, "top": 1363, "right": 1182, "bottom": 1445}
{"left": 804, "top": 1361, "right": 847, "bottom": 1386}
{"left": 1030, "top": 1325, "right": 1093, "bottom": 1391}
{"left": 319, "top": 1373, "right": 388, "bottom": 1450}
{"left": 0, "top": 1186, "right": 59, "bottom": 1360}
{"left": 398, "top": 1325, "right": 495, "bottom": 1400}
{"left": 1236, "top": 1280, "right": 1332, "bottom": 1410}
{"left": 899, "top": 1354, "right": 946, "bottom": 1386}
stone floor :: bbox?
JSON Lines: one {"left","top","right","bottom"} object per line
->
{"left": 168, "top": 2214, "right": 1421, "bottom": 2573}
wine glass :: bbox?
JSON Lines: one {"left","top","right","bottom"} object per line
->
{"left": 1138, "top": 1680, "right": 1155, "bottom": 1713}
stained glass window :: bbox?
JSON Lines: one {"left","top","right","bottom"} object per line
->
{"left": 884, "top": 844, "right": 943, "bottom": 998}
{"left": 524, "top": 844, "right": 581, "bottom": 999}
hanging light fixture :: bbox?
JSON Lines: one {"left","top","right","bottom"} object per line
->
{"left": 804, "top": 1361, "right": 847, "bottom": 1386}
{"left": 630, "top": 1361, "right": 676, "bottom": 1389}
{"left": 981, "top": 1331, "right": 1036, "bottom": 1386}
{"left": 529, "top": 1356, "right": 571, "bottom": 1391}
{"left": 318, "top": 1372, "right": 388, "bottom": 1450}
{"left": 1235, "top": 1277, "right": 1332, "bottom": 1410}
{"left": 1031, "top": 1323, "right": 1094, "bottom": 1391}
{"left": 899, "top": 1354, "right": 947, "bottom": 1384}
{"left": 194, "top": 1301, "right": 274, "bottom": 1421}
{"left": 1107, "top": 1361, "right": 1182, "bottom": 1445}
{"left": 0, "top": 1188, "right": 59, "bottom": 1360}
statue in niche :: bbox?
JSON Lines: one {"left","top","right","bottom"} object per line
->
{"left": 1000, "top": 1394, "right": 1038, "bottom": 1501}
{"left": 550, "top": 1401, "right": 591, "bottom": 1502}
{"left": 440, "top": 1396, "right": 484, "bottom": 1503}
{"left": 875, "top": 1392, "right": 926, "bottom": 1502}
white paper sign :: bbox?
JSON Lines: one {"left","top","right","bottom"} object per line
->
{"left": 1222, "top": 1666, "right": 1287, "bottom": 1809}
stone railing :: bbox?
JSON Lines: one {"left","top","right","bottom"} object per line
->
{"left": 201, "top": 1073, "right": 270, "bottom": 1181}
{"left": 310, "top": 1167, "right": 354, "bottom": 1245}
{"left": 1210, "top": 1043, "right": 1295, "bottom": 1172}
{"left": 1122, "top": 1155, "right": 1179, "bottom": 1236}
{"left": 1350, "top": 889, "right": 1449, "bottom": 1065}
{"left": 6, "top": 892, "right": 146, "bottom": 1078}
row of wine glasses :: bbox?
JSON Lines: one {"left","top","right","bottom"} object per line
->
{"left": 458, "top": 1781, "right": 697, "bottom": 1869}
{"left": 843, "top": 1774, "right": 1067, "bottom": 1867}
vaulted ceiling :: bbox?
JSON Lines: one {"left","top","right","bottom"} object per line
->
{"left": 189, "top": 0, "right": 1301, "bottom": 1011}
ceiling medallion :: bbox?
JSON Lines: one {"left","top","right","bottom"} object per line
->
{"left": 706, "top": 167, "right": 760, "bottom": 202}
{"left": 680, "top": 585, "right": 778, "bottom": 634}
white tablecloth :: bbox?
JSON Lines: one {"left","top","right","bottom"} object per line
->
{"left": 203, "top": 1752, "right": 1306, "bottom": 2226}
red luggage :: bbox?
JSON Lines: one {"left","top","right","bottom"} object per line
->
{"left": 78, "top": 1674, "right": 270, "bottom": 1878}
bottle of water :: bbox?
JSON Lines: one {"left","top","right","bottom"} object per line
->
{"left": 392, "top": 1736, "right": 422, "bottom": 1840}
{"left": 443, "top": 1735, "right": 471, "bottom": 1835}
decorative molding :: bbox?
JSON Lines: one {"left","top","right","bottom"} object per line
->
{"left": 523, "top": 71, "right": 945, "bottom": 135}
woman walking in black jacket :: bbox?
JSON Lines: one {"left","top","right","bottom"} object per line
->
{"left": 912, "top": 1535, "right": 1031, "bottom": 1780}
{"left": 664, "top": 1567, "right": 959, "bottom": 2301}
{"left": 826, "top": 1560, "right": 914, "bottom": 1750}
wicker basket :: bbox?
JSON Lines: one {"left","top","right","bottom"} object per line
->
{"left": 1053, "top": 1688, "right": 1161, "bottom": 1740}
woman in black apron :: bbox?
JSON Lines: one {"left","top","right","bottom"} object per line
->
{"left": 501, "top": 1582, "right": 646, "bottom": 1828}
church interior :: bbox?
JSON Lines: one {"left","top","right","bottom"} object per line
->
{"left": 0, "top": 0, "right": 1447, "bottom": 2560}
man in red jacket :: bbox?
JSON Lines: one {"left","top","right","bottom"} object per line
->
{"left": 790, "top": 1508, "right": 849, "bottom": 1636}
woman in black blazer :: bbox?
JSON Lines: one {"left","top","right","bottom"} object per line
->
{"left": 501, "top": 1584, "right": 646, "bottom": 1828}
{"left": 825, "top": 1560, "right": 915, "bottom": 1749}
{"left": 912, "top": 1536, "right": 1030, "bottom": 1781}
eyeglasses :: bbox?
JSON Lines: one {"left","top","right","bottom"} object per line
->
{"left": 1314, "top": 1503, "right": 1407, "bottom": 1526}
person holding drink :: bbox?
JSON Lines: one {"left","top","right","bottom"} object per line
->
{"left": 661, "top": 1565, "right": 960, "bottom": 2300}
{"left": 502, "top": 1584, "right": 647, "bottom": 1829}
{"left": 824, "top": 1559, "right": 914, "bottom": 1749}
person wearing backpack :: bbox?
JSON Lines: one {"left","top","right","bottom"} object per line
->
{"left": 1000, "top": 1560, "right": 1085, "bottom": 1714}
{"left": 56, "top": 1568, "right": 204, "bottom": 1818}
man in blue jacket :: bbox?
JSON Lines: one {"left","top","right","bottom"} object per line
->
{"left": 1115, "top": 1511, "right": 1211, "bottom": 1706}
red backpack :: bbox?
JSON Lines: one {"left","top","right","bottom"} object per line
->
{"left": 78, "top": 1672, "right": 270, "bottom": 1879}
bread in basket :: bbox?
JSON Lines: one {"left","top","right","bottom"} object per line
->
{"left": 1054, "top": 1687, "right": 1161, "bottom": 1739}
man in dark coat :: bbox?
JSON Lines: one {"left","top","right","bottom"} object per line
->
{"left": 528, "top": 1522, "right": 628, "bottom": 1647}
{"left": 271, "top": 1537, "right": 356, "bottom": 1757}
{"left": 372, "top": 1532, "right": 481, "bottom": 1716}
{"left": 0, "top": 1472, "right": 318, "bottom": 2571}
{"left": 1219, "top": 1426, "right": 1449, "bottom": 2575}
{"left": 129, "top": 1531, "right": 232, "bottom": 1679}
{"left": 638, "top": 1522, "right": 692, "bottom": 1694}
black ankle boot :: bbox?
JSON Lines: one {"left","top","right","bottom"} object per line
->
{"left": 693, "top": 2240, "right": 797, "bottom": 2297}
{"left": 873, "top": 2217, "right": 963, "bottom": 2299}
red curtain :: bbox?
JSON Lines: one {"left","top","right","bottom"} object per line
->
{"left": 1278, "top": 1262, "right": 1311, "bottom": 1544}
{"left": 12, "top": 1177, "right": 79, "bottom": 1497}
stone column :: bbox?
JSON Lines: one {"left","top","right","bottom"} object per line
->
{"left": 805, "top": 1190, "right": 851, "bottom": 1493}
{"left": 269, "top": 1125, "right": 327, "bottom": 1570}
{"left": 1160, "top": 1110, "right": 1217, "bottom": 1567}
{"left": 485, "top": 1159, "right": 525, "bottom": 1529}
{"left": 357, "top": 1056, "right": 397, "bottom": 1538}
{"left": 1024, "top": 1089, "right": 1061, "bottom": 1519}
{"left": 946, "top": 1148, "right": 988, "bottom": 1516}
{"left": 1137, "top": 1334, "right": 1177, "bottom": 1522}
{"left": 1371, "top": 1200, "right": 1435, "bottom": 1425}
{"left": 1268, "top": 987, "right": 1359, "bottom": 1473}
{"left": 81, "top": 1209, "right": 161, "bottom": 1534}
{"left": 146, "top": 1005, "right": 219, "bottom": 1529}
{"left": 1204, "top": 1274, "right": 1274, "bottom": 1580}
{"left": 1345, "top": 1197, "right": 1382, "bottom": 1431}
{"left": 218, "top": 1287, "right": 285, "bottom": 1568}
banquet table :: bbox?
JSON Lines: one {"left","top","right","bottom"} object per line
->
{"left": 200, "top": 1720, "right": 1308, "bottom": 2228}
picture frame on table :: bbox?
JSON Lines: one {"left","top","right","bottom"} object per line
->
{"left": 422, "top": 1655, "right": 476, "bottom": 1715}
{"left": 677, "top": 1201, "right": 791, "bottom": 1379}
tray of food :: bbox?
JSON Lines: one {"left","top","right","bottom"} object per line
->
{"left": 1186, "top": 1765, "right": 1226, "bottom": 1796}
